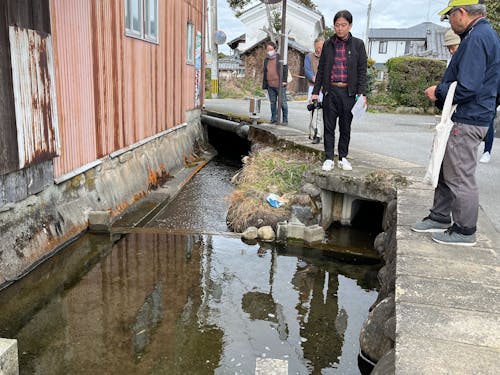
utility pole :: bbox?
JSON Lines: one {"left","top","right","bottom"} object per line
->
{"left": 277, "top": 0, "right": 287, "bottom": 124}
{"left": 365, "top": 0, "right": 372, "bottom": 52}
{"left": 210, "top": 0, "right": 219, "bottom": 98}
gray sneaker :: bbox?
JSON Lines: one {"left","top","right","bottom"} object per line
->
{"left": 432, "top": 226, "right": 476, "bottom": 246}
{"left": 411, "top": 216, "right": 450, "bottom": 232}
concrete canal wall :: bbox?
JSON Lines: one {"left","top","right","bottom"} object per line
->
{"left": 0, "top": 111, "right": 208, "bottom": 287}
{"left": 245, "top": 123, "right": 499, "bottom": 374}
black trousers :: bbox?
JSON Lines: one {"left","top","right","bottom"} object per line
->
{"left": 322, "top": 86, "right": 356, "bottom": 160}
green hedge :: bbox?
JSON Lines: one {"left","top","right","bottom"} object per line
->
{"left": 386, "top": 56, "right": 446, "bottom": 109}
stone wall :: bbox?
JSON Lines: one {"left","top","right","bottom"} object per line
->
{"left": 242, "top": 44, "right": 307, "bottom": 94}
{"left": 360, "top": 198, "right": 397, "bottom": 373}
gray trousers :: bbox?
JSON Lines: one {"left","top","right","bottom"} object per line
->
{"left": 430, "top": 122, "right": 488, "bottom": 235}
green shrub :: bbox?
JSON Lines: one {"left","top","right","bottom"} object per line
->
{"left": 386, "top": 56, "right": 446, "bottom": 109}
{"left": 368, "top": 92, "right": 398, "bottom": 108}
{"left": 366, "top": 58, "right": 378, "bottom": 98}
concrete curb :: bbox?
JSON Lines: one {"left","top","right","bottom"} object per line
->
{"left": 0, "top": 338, "right": 18, "bottom": 375}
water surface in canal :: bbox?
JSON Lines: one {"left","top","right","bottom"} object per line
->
{"left": 0, "top": 157, "right": 380, "bottom": 374}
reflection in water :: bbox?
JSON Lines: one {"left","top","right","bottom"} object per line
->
{"left": 0, "top": 232, "right": 378, "bottom": 374}
{"left": 293, "top": 265, "right": 342, "bottom": 373}
{"left": 131, "top": 283, "right": 163, "bottom": 358}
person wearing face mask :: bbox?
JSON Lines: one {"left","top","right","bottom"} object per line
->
{"left": 262, "top": 41, "right": 288, "bottom": 125}
{"left": 311, "top": 10, "right": 367, "bottom": 172}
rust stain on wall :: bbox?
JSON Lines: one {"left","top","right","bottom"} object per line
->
{"left": 9, "top": 26, "right": 60, "bottom": 169}
{"left": 50, "top": 0, "right": 204, "bottom": 178}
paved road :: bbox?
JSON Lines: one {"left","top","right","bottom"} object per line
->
{"left": 205, "top": 98, "right": 500, "bottom": 232}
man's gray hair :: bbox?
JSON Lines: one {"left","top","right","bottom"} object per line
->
{"left": 314, "top": 36, "right": 325, "bottom": 44}
{"left": 462, "top": 4, "right": 487, "bottom": 17}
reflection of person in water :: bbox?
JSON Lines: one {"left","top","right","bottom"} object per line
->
{"left": 292, "top": 262, "right": 344, "bottom": 373}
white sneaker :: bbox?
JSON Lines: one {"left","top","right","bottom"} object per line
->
{"left": 480, "top": 151, "right": 491, "bottom": 163}
{"left": 338, "top": 157, "right": 352, "bottom": 171}
{"left": 322, "top": 159, "right": 334, "bottom": 171}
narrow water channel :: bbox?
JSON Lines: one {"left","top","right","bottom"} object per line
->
{"left": 0, "top": 156, "right": 381, "bottom": 374}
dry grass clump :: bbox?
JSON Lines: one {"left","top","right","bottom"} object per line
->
{"left": 226, "top": 148, "right": 320, "bottom": 232}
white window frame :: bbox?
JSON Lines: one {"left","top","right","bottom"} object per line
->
{"left": 125, "top": 0, "right": 158, "bottom": 43}
{"left": 186, "top": 22, "right": 194, "bottom": 65}
{"left": 379, "top": 41, "right": 387, "bottom": 54}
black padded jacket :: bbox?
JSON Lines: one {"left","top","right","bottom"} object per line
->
{"left": 312, "top": 33, "right": 367, "bottom": 97}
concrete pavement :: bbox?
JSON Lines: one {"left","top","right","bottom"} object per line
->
{"left": 204, "top": 99, "right": 500, "bottom": 374}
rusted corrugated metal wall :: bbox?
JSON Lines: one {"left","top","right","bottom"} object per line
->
{"left": 51, "top": 0, "right": 204, "bottom": 177}
{"left": 0, "top": 0, "right": 51, "bottom": 175}
{"left": 9, "top": 27, "right": 60, "bottom": 169}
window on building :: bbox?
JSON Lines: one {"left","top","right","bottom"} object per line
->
{"left": 125, "top": 0, "right": 158, "bottom": 43}
{"left": 186, "top": 22, "right": 194, "bottom": 64}
{"left": 379, "top": 41, "right": 387, "bottom": 54}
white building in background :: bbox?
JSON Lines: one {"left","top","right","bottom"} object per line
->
{"left": 367, "top": 22, "right": 450, "bottom": 80}
{"left": 235, "top": 0, "right": 324, "bottom": 54}
{"left": 368, "top": 22, "right": 449, "bottom": 64}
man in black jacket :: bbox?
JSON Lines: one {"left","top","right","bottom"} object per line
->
{"left": 311, "top": 10, "right": 367, "bottom": 171}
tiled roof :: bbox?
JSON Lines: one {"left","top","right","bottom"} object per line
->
{"left": 370, "top": 22, "right": 450, "bottom": 61}
{"left": 369, "top": 22, "right": 447, "bottom": 40}
{"left": 241, "top": 36, "right": 309, "bottom": 55}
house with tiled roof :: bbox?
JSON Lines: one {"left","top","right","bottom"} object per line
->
{"left": 227, "top": 0, "right": 324, "bottom": 93}
{"left": 234, "top": 0, "right": 324, "bottom": 54}
{"left": 368, "top": 22, "right": 449, "bottom": 78}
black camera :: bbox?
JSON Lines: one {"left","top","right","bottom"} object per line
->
{"left": 307, "top": 99, "right": 322, "bottom": 111}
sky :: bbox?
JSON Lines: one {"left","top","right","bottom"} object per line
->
{"left": 216, "top": 0, "right": 451, "bottom": 53}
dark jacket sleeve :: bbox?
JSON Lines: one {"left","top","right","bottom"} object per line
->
{"left": 356, "top": 39, "right": 368, "bottom": 95}
{"left": 282, "top": 62, "right": 288, "bottom": 83}
{"left": 262, "top": 58, "right": 268, "bottom": 89}
{"left": 436, "top": 36, "right": 487, "bottom": 105}
{"left": 312, "top": 39, "right": 330, "bottom": 95}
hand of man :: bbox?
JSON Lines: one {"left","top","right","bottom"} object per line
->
{"left": 425, "top": 86, "right": 437, "bottom": 102}
{"left": 311, "top": 94, "right": 319, "bottom": 102}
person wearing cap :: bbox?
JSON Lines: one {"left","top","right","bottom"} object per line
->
{"left": 412, "top": 0, "right": 500, "bottom": 246}
{"left": 311, "top": 10, "right": 367, "bottom": 172}
{"left": 443, "top": 28, "right": 461, "bottom": 56}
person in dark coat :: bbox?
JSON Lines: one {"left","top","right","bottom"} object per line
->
{"left": 311, "top": 10, "right": 367, "bottom": 171}
{"left": 412, "top": 0, "right": 500, "bottom": 246}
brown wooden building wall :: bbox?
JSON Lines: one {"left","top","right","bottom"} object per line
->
{"left": 50, "top": 0, "right": 205, "bottom": 177}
